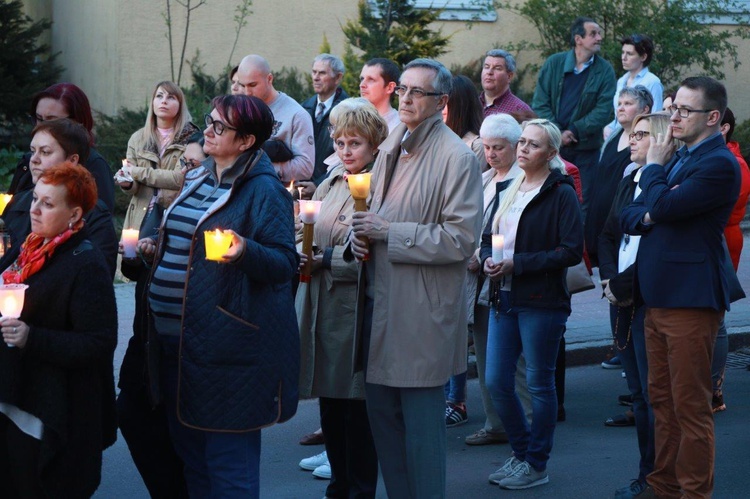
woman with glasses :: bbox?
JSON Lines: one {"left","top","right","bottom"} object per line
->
{"left": 481, "top": 119, "right": 583, "bottom": 490}
{"left": 116, "top": 131, "right": 204, "bottom": 498}
{"left": 598, "top": 113, "right": 681, "bottom": 498}
{"left": 147, "top": 95, "right": 299, "bottom": 497}
{"left": 9, "top": 83, "right": 115, "bottom": 212}
{"left": 603, "top": 34, "right": 663, "bottom": 140}
{"left": 115, "top": 81, "right": 199, "bottom": 233}
{"left": 585, "top": 86, "right": 652, "bottom": 267}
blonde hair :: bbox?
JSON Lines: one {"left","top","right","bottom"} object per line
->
{"left": 632, "top": 112, "right": 684, "bottom": 150}
{"left": 491, "top": 119, "right": 566, "bottom": 233}
{"left": 331, "top": 98, "right": 388, "bottom": 148}
{"left": 143, "top": 81, "right": 192, "bottom": 154}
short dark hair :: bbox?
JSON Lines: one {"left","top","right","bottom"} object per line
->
{"left": 722, "top": 107, "right": 736, "bottom": 142}
{"left": 570, "top": 17, "right": 597, "bottom": 47}
{"left": 364, "top": 58, "right": 401, "bottom": 85}
{"left": 680, "top": 76, "right": 727, "bottom": 120}
{"left": 620, "top": 34, "right": 654, "bottom": 67}
{"left": 210, "top": 95, "right": 275, "bottom": 150}
{"left": 32, "top": 118, "right": 92, "bottom": 164}
{"left": 445, "top": 75, "right": 483, "bottom": 138}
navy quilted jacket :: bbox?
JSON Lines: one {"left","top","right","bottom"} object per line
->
{"left": 150, "top": 149, "right": 300, "bottom": 431}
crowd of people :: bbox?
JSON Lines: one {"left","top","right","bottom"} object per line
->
{"left": 0, "top": 13, "right": 748, "bottom": 499}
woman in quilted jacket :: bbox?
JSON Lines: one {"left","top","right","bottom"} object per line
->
{"left": 147, "top": 94, "right": 299, "bottom": 498}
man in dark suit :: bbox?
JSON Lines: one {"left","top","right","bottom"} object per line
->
{"left": 621, "top": 76, "right": 740, "bottom": 499}
{"left": 301, "top": 53, "right": 349, "bottom": 187}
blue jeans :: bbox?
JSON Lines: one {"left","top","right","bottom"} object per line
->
{"left": 610, "top": 304, "right": 654, "bottom": 481}
{"left": 444, "top": 371, "right": 467, "bottom": 404}
{"left": 485, "top": 291, "right": 567, "bottom": 471}
{"left": 160, "top": 337, "right": 262, "bottom": 498}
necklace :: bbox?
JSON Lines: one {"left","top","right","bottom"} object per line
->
{"left": 519, "top": 177, "right": 545, "bottom": 193}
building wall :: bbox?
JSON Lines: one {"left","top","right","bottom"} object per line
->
{"left": 21, "top": 0, "right": 750, "bottom": 122}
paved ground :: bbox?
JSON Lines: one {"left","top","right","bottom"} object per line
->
{"left": 94, "top": 235, "right": 750, "bottom": 498}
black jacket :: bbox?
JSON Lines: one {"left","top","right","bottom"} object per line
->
{"left": 0, "top": 189, "right": 118, "bottom": 279}
{"left": 0, "top": 230, "right": 118, "bottom": 497}
{"left": 302, "top": 87, "right": 349, "bottom": 184}
{"left": 598, "top": 169, "right": 639, "bottom": 301}
{"left": 480, "top": 170, "right": 584, "bottom": 313}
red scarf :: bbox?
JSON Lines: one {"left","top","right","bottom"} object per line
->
{"left": 2, "top": 221, "right": 83, "bottom": 284}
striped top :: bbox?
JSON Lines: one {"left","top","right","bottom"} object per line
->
{"left": 149, "top": 173, "right": 231, "bottom": 336}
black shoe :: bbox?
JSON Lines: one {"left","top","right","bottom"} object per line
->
{"left": 556, "top": 405, "right": 566, "bottom": 422}
{"left": 618, "top": 394, "right": 634, "bottom": 407}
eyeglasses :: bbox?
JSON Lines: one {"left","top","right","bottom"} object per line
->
{"left": 668, "top": 105, "right": 713, "bottom": 119}
{"left": 628, "top": 130, "right": 650, "bottom": 141}
{"left": 394, "top": 86, "right": 443, "bottom": 99}
{"left": 180, "top": 157, "right": 202, "bottom": 170}
{"left": 204, "top": 113, "right": 237, "bottom": 135}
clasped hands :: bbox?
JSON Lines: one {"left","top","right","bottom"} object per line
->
{"left": 483, "top": 257, "right": 514, "bottom": 281}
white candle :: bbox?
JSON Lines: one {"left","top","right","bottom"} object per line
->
{"left": 492, "top": 234, "right": 504, "bottom": 263}
{"left": 0, "top": 283, "right": 27, "bottom": 348}
{"left": 122, "top": 228, "right": 139, "bottom": 258}
{"left": 298, "top": 200, "right": 322, "bottom": 224}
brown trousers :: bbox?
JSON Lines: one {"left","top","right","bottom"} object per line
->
{"left": 644, "top": 308, "right": 721, "bottom": 499}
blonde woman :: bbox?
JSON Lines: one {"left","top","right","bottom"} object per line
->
{"left": 116, "top": 81, "right": 199, "bottom": 231}
{"left": 480, "top": 119, "right": 583, "bottom": 490}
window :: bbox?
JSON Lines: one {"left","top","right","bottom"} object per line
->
{"left": 368, "top": 1, "right": 497, "bottom": 22}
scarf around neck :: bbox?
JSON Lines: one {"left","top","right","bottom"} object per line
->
{"left": 2, "top": 221, "right": 83, "bottom": 284}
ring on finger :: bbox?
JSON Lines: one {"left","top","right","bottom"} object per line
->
{"left": 13, "top": 327, "right": 17, "bottom": 333}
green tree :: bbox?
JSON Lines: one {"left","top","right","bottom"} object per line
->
{"left": 495, "top": 0, "right": 750, "bottom": 87}
{"left": 341, "top": 42, "right": 363, "bottom": 97}
{"left": 342, "top": 0, "right": 452, "bottom": 67}
{"left": 0, "top": 0, "right": 62, "bottom": 148}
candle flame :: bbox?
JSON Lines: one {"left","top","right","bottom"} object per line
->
{"left": 287, "top": 180, "right": 294, "bottom": 194}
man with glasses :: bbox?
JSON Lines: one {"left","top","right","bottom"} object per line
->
{"left": 348, "top": 59, "right": 482, "bottom": 498}
{"left": 532, "top": 16, "right": 616, "bottom": 204}
{"left": 621, "top": 76, "right": 740, "bottom": 498}
{"left": 236, "top": 54, "right": 314, "bottom": 182}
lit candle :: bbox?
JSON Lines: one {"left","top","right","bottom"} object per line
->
{"left": 121, "top": 159, "right": 128, "bottom": 170}
{"left": 121, "top": 228, "right": 139, "bottom": 258}
{"left": 0, "top": 283, "right": 28, "bottom": 347}
{"left": 298, "top": 200, "right": 323, "bottom": 282}
{"left": 492, "top": 234, "right": 504, "bottom": 263}
{"left": 0, "top": 193, "right": 12, "bottom": 214}
{"left": 299, "top": 200, "right": 322, "bottom": 225}
{"left": 348, "top": 172, "right": 372, "bottom": 203}
{"left": 204, "top": 229, "right": 234, "bottom": 261}
{"left": 286, "top": 180, "right": 295, "bottom": 195}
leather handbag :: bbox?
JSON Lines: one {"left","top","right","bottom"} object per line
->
{"left": 566, "top": 259, "right": 595, "bottom": 294}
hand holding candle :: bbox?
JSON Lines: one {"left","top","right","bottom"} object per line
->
{"left": 348, "top": 172, "right": 372, "bottom": 260}
{"left": 121, "top": 228, "right": 140, "bottom": 258}
{"left": 0, "top": 283, "right": 28, "bottom": 347}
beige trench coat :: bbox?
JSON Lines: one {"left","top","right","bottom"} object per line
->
{"left": 358, "top": 113, "right": 482, "bottom": 388}
{"left": 122, "top": 123, "right": 198, "bottom": 230}
{"left": 296, "top": 164, "right": 364, "bottom": 399}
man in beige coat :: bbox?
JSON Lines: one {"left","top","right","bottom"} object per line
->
{"left": 350, "top": 59, "right": 482, "bottom": 498}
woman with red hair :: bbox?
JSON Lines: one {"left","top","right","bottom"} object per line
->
{"left": 9, "top": 83, "right": 115, "bottom": 212}
{"left": 0, "top": 162, "right": 118, "bottom": 497}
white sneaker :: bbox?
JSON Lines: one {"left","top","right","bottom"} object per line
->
{"left": 299, "top": 451, "right": 328, "bottom": 471}
{"left": 498, "top": 461, "right": 549, "bottom": 490}
{"left": 488, "top": 456, "right": 523, "bottom": 484}
{"left": 312, "top": 463, "right": 332, "bottom": 479}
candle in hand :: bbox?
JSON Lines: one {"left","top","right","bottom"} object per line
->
{"left": 204, "top": 229, "right": 234, "bottom": 261}
{"left": 0, "top": 283, "right": 28, "bottom": 347}
{"left": 492, "top": 234, "right": 504, "bottom": 263}
{"left": 121, "top": 229, "right": 139, "bottom": 258}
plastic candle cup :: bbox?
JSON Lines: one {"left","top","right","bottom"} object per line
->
{"left": 492, "top": 234, "right": 504, "bottom": 263}
{"left": 121, "top": 229, "right": 139, "bottom": 258}
{"left": 204, "top": 229, "right": 234, "bottom": 261}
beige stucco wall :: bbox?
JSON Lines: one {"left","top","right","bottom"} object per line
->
{"left": 21, "top": 1, "right": 750, "bottom": 121}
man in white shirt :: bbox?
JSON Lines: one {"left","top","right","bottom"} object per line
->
{"left": 359, "top": 58, "right": 401, "bottom": 132}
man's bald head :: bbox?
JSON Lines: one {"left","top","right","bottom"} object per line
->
{"left": 237, "top": 55, "right": 277, "bottom": 104}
